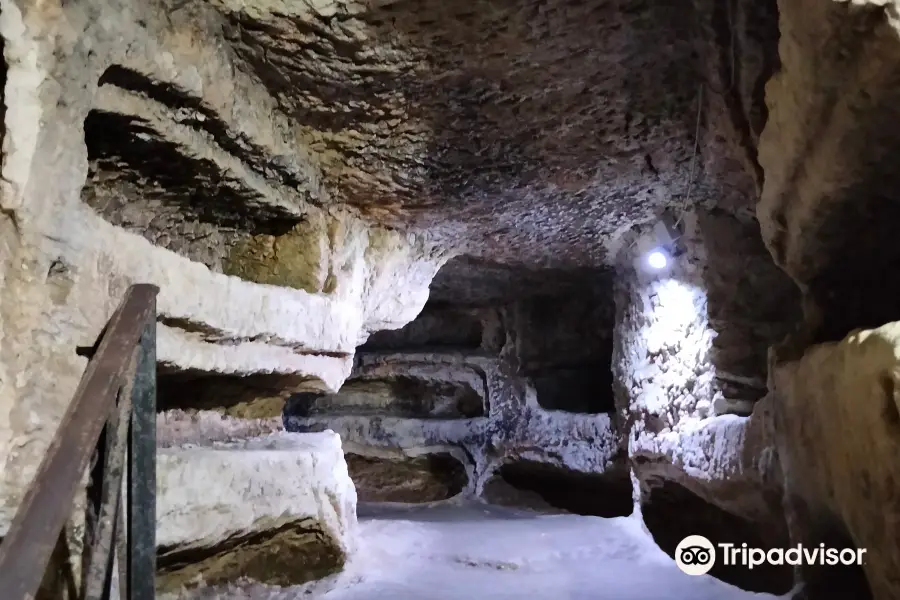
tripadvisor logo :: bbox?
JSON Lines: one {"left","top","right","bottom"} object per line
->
{"left": 675, "top": 536, "right": 716, "bottom": 576}
{"left": 674, "top": 535, "right": 867, "bottom": 576}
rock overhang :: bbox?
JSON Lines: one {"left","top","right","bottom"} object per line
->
{"left": 196, "top": 0, "right": 771, "bottom": 283}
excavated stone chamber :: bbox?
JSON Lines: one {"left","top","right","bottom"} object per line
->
{"left": 156, "top": 432, "right": 357, "bottom": 592}
{"left": 284, "top": 273, "right": 630, "bottom": 513}
{"left": 4, "top": 0, "right": 900, "bottom": 598}
{"left": 0, "top": 0, "right": 447, "bottom": 592}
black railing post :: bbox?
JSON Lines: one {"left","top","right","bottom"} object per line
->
{"left": 83, "top": 382, "right": 132, "bottom": 600}
{"left": 127, "top": 306, "right": 157, "bottom": 600}
{"left": 0, "top": 285, "right": 158, "bottom": 600}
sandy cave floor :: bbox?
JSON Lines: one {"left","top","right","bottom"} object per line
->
{"left": 179, "top": 502, "right": 788, "bottom": 600}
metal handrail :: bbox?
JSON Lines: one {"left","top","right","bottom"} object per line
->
{"left": 0, "top": 284, "right": 159, "bottom": 600}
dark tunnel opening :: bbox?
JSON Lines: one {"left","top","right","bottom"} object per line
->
{"left": 346, "top": 452, "right": 469, "bottom": 503}
{"left": 494, "top": 460, "right": 633, "bottom": 518}
{"left": 640, "top": 477, "right": 794, "bottom": 595}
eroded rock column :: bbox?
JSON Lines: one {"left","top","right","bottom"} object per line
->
{"left": 0, "top": 0, "right": 448, "bottom": 593}
{"left": 612, "top": 208, "right": 799, "bottom": 593}
{"left": 756, "top": 1, "right": 900, "bottom": 598}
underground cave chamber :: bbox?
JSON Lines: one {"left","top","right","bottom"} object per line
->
{"left": 151, "top": 224, "right": 817, "bottom": 596}
{"left": 5, "top": 0, "right": 900, "bottom": 599}
{"left": 141, "top": 192, "right": 885, "bottom": 599}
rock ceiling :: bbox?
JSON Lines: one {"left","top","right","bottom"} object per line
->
{"left": 82, "top": 0, "right": 776, "bottom": 296}
{"left": 218, "top": 0, "right": 713, "bottom": 268}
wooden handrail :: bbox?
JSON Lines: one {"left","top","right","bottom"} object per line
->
{"left": 0, "top": 284, "right": 159, "bottom": 599}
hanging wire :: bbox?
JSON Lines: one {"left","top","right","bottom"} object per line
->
{"left": 673, "top": 82, "right": 705, "bottom": 232}
{"left": 628, "top": 0, "right": 739, "bottom": 249}
{"left": 673, "top": 0, "right": 737, "bottom": 229}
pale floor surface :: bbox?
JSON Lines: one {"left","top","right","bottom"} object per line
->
{"left": 177, "top": 502, "right": 787, "bottom": 600}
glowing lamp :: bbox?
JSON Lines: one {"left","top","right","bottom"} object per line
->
{"left": 646, "top": 249, "right": 668, "bottom": 270}
{"left": 633, "top": 209, "right": 684, "bottom": 274}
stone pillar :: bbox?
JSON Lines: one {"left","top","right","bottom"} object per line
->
{"left": 612, "top": 210, "right": 718, "bottom": 454}
{"left": 613, "top": 208, "right": 800, "bottom": 458}
{"left": 611, "top": 208, "right": 799, "bottom": 593}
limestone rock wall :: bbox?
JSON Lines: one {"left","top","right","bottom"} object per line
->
{"left": 770, "top": 322, "right": 900, "bottom": 599}
{"left": 612, "top": 208, "right": 799, "bottom": 593}
{"left": 753, "top": 2, "right": 900, "bottom": 598}
{"left": 284, "top": 287, "right": 628, "bottom": 513}
{"left": 613, "top": 208, "right": 799, "bottom": 431}
{"left": 6, "top": 0, "right": 900, "bottom": 597}
{"left": 0, "top": 0, "right": 446, "bottom": 540}
{"left": 758, "top": 0, "right": 900, "bottom": 342}
{"left": 156, "top": 431, "right": 357, "bottom": 592}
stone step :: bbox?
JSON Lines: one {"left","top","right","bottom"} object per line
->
{"left": 155, "top": 431, "right": 357, "bottom": 593}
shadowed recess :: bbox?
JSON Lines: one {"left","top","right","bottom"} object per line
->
{"left": 346, "top": 452, "right": 469, "bottom": 503}
{"left": 156, "top": 369, "right": 321, "bottom": 418}
{"left": 82, "top": 109, "right": 299, "bottom": 236}
{"left": 156, "top": 520, "right": 345, "bottom": 592}
{"left": 360, "top": 304, "right": 485, "bottom": 352}
{"left": 531, "top": 365, "right": 615, "bottom": 414}
{"left": 496, "top": 460, "right": 633, "bottom": 518}
{"left": 640, "top": 477, "right": 793, "bottom": 595}
{"left": 98, "top": 65, "right": 312, "bottom": 191}
{"left": 284, "top": 376, "right": 486, "bottom": 419}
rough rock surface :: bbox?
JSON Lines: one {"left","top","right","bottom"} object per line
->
{"left": 285, "top": 286, "right": 627, "bottom": 512}
{"left": 156, "top": 410, "right": 284, "bottom": 449}
{"left": 753, "top": 2, "right": 900, "bottom": 598}
{"left": 613, "top": 208, "right": 799, "bottom": 426}
{"left": 0, "top": 0, "right": 778, "bottom": 506}
{"left": 611, "top": 209, "right": 798, "bottom": 592}
{"left": 0, "top": 205, "right": 441, "bottom": 533}
{"left": 209, "top": 0, "right": 754, "bottom": 270}
{"left": 6, "top": 0, "right": 896, "bottom": 596}
{"left": 758, "top": 0, "right": 900, "bottom": 342}
{"left": 156, "top": 431, "right": 357, "bottom": 592}
{"left": 0, "top": 0, "right": 449, "bottom": 536}
{"left": 344, "top": 449, "right": 469, "bottom": 503}
{"left": 770, "top": 321, "right": 900, "bottom": 600}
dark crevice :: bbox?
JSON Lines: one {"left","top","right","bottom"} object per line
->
{"left": 531, "top": 364, "right": 615, "bottom": 414}
{"left": 0, "top": 32, "right": 5, "bottom": 154}
{"left": 359, "top": 304, "right": 485, "bottom": 352}
{"left": 430, "top": 258, "right": 616, "bottom": 306}
{"left": 641, "top": 477, "right": 793, "bottom": 595}
{"left": 698, "top": 209, "right": 802, "bottom": 410}
{"left": 790, "top": 512, "right": 873, "bottom": 600}
{"left": 346, "top": 452, "right": 468, "bottom": 503}
{"left": 157, "top": 520, "right": 315, "bottom": 569}
{"left": 83, "top": 110, "right": 298, "bottom": 236}
{"left": 497, "top": 461, "right": 633, "bottom": 518}
{"left": 158, "top": 316, "right": 351, "bottom": 357}
{"left": 284, "top": 375, "right": 486, "bottom": 420}
{"left": 156, "top": 369, "right": 316, "bottom": 417}
{"left": 157, "top": 520, "right": 344, "bottom": 591}
{"left": 98, "top": 65, "right": 312, "bottom": 192}
{"left": 708, "top": 0, "right": 764, "bottom": 184}
{"left": 512, "top": 283, "right": 616, "bottom": 414}
{"left": 807, "top": 189, "right": 900, "bottom": 344}
{"left": 748, "top": 0, "right": 781, "bottom": 140}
